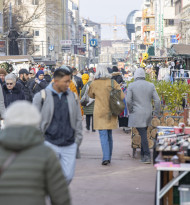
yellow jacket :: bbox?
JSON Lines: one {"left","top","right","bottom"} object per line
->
{"left": 82, "top": 74, "right": 89, "bottom": 85}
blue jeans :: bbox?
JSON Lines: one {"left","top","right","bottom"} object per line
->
{"left": 45, "top": 141, "right": 77, "bottom": 185}
{"left": 99, "top": 130, "right": 113, "bottom": 161}
{"left": 136, "top": 127, "right": 150, "bottom": 157}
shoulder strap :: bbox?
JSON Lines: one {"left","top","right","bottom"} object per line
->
{"left": 41, "top": 89, "right": 46, "bottom": 106}
{"left": 111, "top": 79, "right": 114, "bottom": 88}
{"left": 0, "top": 153, "right": 17, "bottom": 176}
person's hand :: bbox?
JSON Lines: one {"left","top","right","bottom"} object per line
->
{"left": 35, "top": 78, "right": 40, "bottom": 84}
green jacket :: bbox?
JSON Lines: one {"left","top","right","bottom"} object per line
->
{"left": 0, "top": 126, "right": 70, "bottom": 205}
{"left": 81, "top": 81, "right": 95, "bottom": 115}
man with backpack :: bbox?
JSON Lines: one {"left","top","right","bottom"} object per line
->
{"left": 33, "top": 66, "right": 83, "bottom": 184}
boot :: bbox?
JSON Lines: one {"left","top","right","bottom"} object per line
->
{"left": 142, "top": 155, "right": 151, "bottom": 164}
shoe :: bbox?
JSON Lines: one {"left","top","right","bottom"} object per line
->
{"left": 86, "top": 126, "right": 90, "bottom": 131}
{"left": 92, "top": 130, "right": 96, "bottom": 132}
{"left": 142, "top": 156, "right": 151, "bottom": 164}
{"left": 139, "top": 155, "right": 144, "bottom": 162}
{"left": 102, "top": 160, "right": 110, "bottom": 165}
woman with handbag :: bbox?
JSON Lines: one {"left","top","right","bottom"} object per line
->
{"left": 81, "top": 73, "right": 95, "bottom": 132}
{"left": 88, "top": 65, "right": 125, "bottom": 166}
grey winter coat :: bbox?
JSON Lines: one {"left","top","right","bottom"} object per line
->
{"left": 126, "top": 69, "right": 160, "bottom": 128}
{"left": 33, "top": 85, "right": 83, "bottom": 146}
{"left": 0, "top": 126, "right": 70, "bottom": 205}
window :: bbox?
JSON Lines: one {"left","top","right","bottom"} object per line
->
{"left": 145, "top": 18, "right": 150, "bottom": 25}
{"left": 16, "top": 0, "right": 22, "bottom": 5}
{"left": 136, "top": 17, "right": 141, "bottom": 23}
{"left": 136, "top": 26, "right": 141, "bottom": 32}
{"left": 34, "top": 45, "right": 40, "bottom": 51}
{"left": 165, "top": 19, "right": 174, "bottom": 26}
{"left": 32, "top": 0, "right": 39, "bottom": 5}
{"left": 34, "top": 30, "right": 40, "bottom": 36}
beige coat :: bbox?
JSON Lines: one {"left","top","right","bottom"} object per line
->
{"left": 88, "top": 78, "right": 125, "bottom": 130}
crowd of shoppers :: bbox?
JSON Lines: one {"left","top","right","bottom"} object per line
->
{"left": 0, "top": 64, "right": 160, "bottom": 204}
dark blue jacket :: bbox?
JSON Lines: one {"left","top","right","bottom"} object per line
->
{"left": 2, "top": 83, "right": 25, "bottom": 108}
{"left": 45, "top": 91, "right": 75, "bottom": 146}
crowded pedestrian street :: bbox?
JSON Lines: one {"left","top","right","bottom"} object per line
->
{"left": 1, "top": 0, "right": 190, "bottom": 205}
{"left": 70, "top": 123, "right": 155, "bottom": 205}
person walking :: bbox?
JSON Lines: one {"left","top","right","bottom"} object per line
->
{"left": 27, "top": 69, "right": 36, "bottom": 87}
{"left": 88, "top": 65, "right": 125, "bottom": 165}
{"left": 126, "top": 68, "right": 160, "bottom": 164}
{"left": 2, "top": 73, "right": 25, "bottom": 108}
{"left": 81, "top": 73, "right": 95, "bottom": 132}
{"left": 44, "top": 69, "right": 52, "bottom": 84}
{"left": 112, "top": 66, "right": 123, "bottom": 84}
{"left": 82, "top": 71, "right": 89, "bottom": 85}
{"left": 72, "top": 67, "right": 83, "bottom": 95}
{"left": 17, "top": 68, "right": 32, "bottom": 102}
{"left": 33, "top": 67, "right": 83, "bottom": 184}
{"left": 29, "top": 70, "right": 48, "bottom": 98}
{"left": 0, "top": 84, "right": 5, "bottom": 118}
{"left": 0, "top": 68, "right": 7, "bottom": 85}
{"left": 0, "top": 101, "right": 71, "bottom": 205}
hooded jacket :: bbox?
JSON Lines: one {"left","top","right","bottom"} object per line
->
{"left": 0, "top": 126, "right": 70, "bottom": 205}
{"left": 2, "top": 83, "right": 25, "bottom": 108}
{"left": 126, "top": 68, "right": 160, "bottom": 127}
{"left": 82, "top": 73, "right": 89, "bottom": 85}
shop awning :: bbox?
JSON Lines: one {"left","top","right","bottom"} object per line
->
{"left": 170, "top": 44, "right": 190, "bottom": 57}
{"left": 0, "top": 55, "right": 33, "bottom": 62}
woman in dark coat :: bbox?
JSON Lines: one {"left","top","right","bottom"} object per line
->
{"left": 29, "top": 70, "right": 48, "bottom": 97}
{"left": 2, "top": 73, "right": 25, "bottom": 108}
{"left": 111, "top": 66, "right": 123, "bottom": 84}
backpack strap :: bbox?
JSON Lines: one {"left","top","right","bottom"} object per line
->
{"left": 111, "top": 79, "right": 114, "bottom": 88}
{"left": 41, "top": 89, "right": 46, "bottom": 106}
{"left": 0, "top": 153, "right": 17, "bottom": 176}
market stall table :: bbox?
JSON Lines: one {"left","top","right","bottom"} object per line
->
{"left": 155, "top": 163, "right": 190, "bottom": 205}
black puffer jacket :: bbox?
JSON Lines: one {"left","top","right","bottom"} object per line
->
{"left": 2, "top": 83, "right": 25, "bottom": 108}
{"left": 112, "top": 72, "right": 123, "bottom": 84}
{"left": 73, "top": 75, "right": 83, "bottom": 95}
{"left": 29, "top": 79, "right": 48, "bottom": 97}
{"left": 17, "top": 79, "right": 33, "bottom": 102}
{"left": 44, "top": 74, "right": 52, "bottom": 84}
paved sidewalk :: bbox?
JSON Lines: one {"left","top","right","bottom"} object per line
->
{"left": 70, "top": 127, "right": 156, "bottom": 205}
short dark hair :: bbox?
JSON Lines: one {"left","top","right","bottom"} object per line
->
{"left": 54, "top": 68, "right": 71, "bottom": 79}
{"left": 72, "top": 67, "right": 77, "bottom": 73}
{"left": 112, "top": 66, "right": 119, "bottom": 72}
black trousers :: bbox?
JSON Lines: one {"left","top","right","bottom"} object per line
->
{"left": 86, "top": 114, "right": 94, "bottom": 130}
{"left": 136, "top": 127, "right": 150, "bottom": 157}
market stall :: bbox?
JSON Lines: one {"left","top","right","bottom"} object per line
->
{"left": 154, "top": 125, "right": 190, "bottom": 205}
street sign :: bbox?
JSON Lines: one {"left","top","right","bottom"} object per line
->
{"left": 90, "top": 39, "right": 98, "bottom": 47}
{"left": 49, "top": 45, "right": 54, "bottom": 51}
{"left": 170, "top": 35, "right": 178, "bottom": 44}
{"left": 60, "top": 40, "right": 72, "bottom": 46}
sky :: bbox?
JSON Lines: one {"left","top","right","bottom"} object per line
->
{"left": 80, "top": 0, "right": 144, "bottom": 40}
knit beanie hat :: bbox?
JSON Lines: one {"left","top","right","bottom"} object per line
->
{"left": 36, "top": 70, "right": 44, "bottom": 78}
{"left": 4, "top": 101, "right": 41, "bottom": 128}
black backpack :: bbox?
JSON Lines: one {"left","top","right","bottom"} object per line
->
{"left": 109, "top": 79, "right": 125, "bottom": 117}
